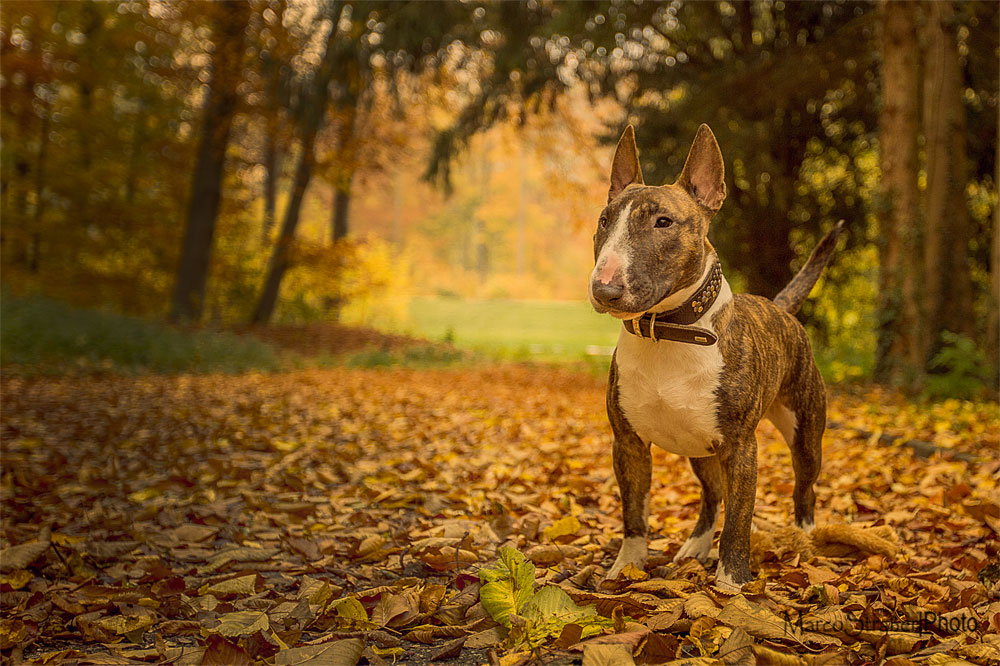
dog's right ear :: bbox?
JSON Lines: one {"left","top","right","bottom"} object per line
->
{"left": 609, "top": 125, "right": 644, "bottom": 202}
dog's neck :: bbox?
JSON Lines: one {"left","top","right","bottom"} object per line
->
{"left": 647, "top": 252, "right": 732, "bottom": 326}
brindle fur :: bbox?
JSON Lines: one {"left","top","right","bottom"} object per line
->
{"left": 594, "top": 124, "right": 842, "bottom": 588}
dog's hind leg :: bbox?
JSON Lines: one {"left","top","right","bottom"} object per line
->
{"left": 673, "top": 455, "right": 723, "bottom": 563}
{"left": 786, "top": 377, "right": 825, "bottom": 533}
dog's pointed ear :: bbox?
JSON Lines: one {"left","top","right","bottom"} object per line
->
{"left": 609, "top": 125, "right": 644, "bottom": 202}
{"left": 677, "top": 124, "right": 726, "bottom": 213}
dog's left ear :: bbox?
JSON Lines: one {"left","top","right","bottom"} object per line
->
{"left": 677, "top": 124, "right": 726, "bottom": 214}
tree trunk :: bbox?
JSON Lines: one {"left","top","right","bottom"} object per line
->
{"left": 516, "top": 137, "right": 526, "bottom": 275}
{"left": 391, "top": 170, "right": 403, "bottom": 245}
{"left": 922, "top": 0, "right": 975, "bottom": 365}
{"left": 262, "top": 126, "right": 279, "bottom": 241}
{"left": 169, "top": 2, "right": 249, "bottom": 323}
{"left": 124, "top": 102, "right": 145, "bottom": 204}
{"left": 252, "top": 15, "right": 340, "bottom": 325}
{"left": 874, "top": 0, "right": 923, "bottom": 385}
{"left": 329, "top": 107, "right": 357, "bottom": 243}
{"left": 252, "top": 146, "right": 315, "bottom": 324}
{"left": 331, "top": 184, "right": 351, "bottom": 242}
{"left": 29, "top": 103, "right": 50, "bottom": 274}
{"left": 989, "top": 104, "right": 1000, "bottom": 386}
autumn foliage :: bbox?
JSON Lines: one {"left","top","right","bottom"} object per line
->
{"left": 2, "top": 366, "right": 997, "bottom": 664}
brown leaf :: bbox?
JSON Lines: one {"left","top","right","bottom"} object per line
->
{"left": 430, "top": 636, "right": 467, "bottom": 661}
{"left": 634, "top": 631, "right": 679, "bottom": 665}
{"left": 201, "top": 634, "right": 252, "bottom": 666}
{"left": 716, "top": 594, "right": 800, "bottom": 642}
{"left": 581, "top": 644, "right": 636, "bottom": 666}
{"left": 525, "top": 544, "right": 584, "bottom": 565}
{"left": 465, "top": 626, "right": 505, "bottom": 649}
{"left": 718, "top": 626, "right": 754, "bottom": 665}
{"left": 0, "top": 541, "right": 50, "bottom": 572}
{"left": 272, "top": 638, "right": 365, "bottom": 666}
{"left": 553, "top": 623, "right": 583, "bottom": 649}
{"left": 684, "top": 592, "right": 721, "bottom": 619}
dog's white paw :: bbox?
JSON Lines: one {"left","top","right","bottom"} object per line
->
{"left": 714, "top": 563, "right": 745, "bottom": 592}
{"left": 605, "top": 537, "right": 648, "bottom": 580}
{"left": 796, "top": 519, "right": 815, "bottom": 534}
{"left": 672, "top": 530, "right": 714, "bottom": 564}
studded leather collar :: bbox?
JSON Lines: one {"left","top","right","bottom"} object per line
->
{"left": 623, "top": 259, "right": 723, "bottom": 345}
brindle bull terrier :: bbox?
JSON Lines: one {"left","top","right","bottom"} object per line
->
{"left": 589, "top": 124, "right": 844, "bottom": 590}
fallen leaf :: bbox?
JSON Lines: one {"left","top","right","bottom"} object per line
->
{"left": 543, "top": 516, "right": 581, "bottom": 541}
{"left": 716, "top": 595, "right": 799, "bottom": 642}
{"left": 202, "top": 634, "right": 252, "bottom": 666}
{"left": 430, "top": 636, "right": 467, "bottom": 661}
{"left": 0, "top": 541, "right": 49, "bottom": 572}
{"left": 272, "top": 638, "right": 365, "bottom": 666}
{"left": 582, "top": 643, "right": 636, "bottom": 666}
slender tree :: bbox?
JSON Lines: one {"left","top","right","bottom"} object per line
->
{"left": 252, "top": 10, "right": 340, "bottom": 324}
{"left": 170, "top": 2, "right": 250, "bottom": 323}
{"left": 874, "top": 0, "right": 923, "bottom": 385}
{"left": 330, "top": 107, "right": 357, "bottom": 243}
{"left": 922, "top": 0, "right": 975, "bottom": 360}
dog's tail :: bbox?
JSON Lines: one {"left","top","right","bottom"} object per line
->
{"left": 773, "top": 220, "right": 846, "bottom": 315}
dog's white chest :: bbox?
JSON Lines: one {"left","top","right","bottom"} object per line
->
{"left": 614, "top": 328, "right": 724, "bottom": 457}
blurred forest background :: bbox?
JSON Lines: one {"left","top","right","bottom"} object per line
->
{"left": 1, "top": 0, "right": 998, "bottom": 395}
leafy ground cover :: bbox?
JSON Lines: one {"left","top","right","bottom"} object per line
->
{"left": 1, "top": 295, "right": 281, "bottom": 375}
{"left": 1, "top": 366, "right": 998, "bottom": 665}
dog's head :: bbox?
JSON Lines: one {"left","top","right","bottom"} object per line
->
{"left": 589, "top": 124, "right": 726, "bottom": 319}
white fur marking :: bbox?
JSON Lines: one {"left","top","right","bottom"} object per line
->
{"left": 715, "top": 562, "right": 741, "bottom": 591}
{"left": 673, "top": 530, "right": 714, "bottom": 563}
{"left": 615, "top": 269, "right": 733, "bottom": 458}
{"left": 606, "top": 536, "right": 648, "bottom": 580}
{"left": 798, "top": 520, "right": 815, "bottom": 533}
{"left": 590, "top": 203, "right": 633, "bottom": 305}
{"left": 765, "top": 401, "right": 798, "bottom": 446}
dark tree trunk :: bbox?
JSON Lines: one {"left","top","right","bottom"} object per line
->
{"left": 329, "top": 106, "right": 357, "bottom": 243}
{"left": 252, "top": 14, "right": 340, "bottom": 325}
{"left": 29, "top": 102, "right": 50, "bottom": 274}
{"left": 124, "top": 103, "right": 145, "bottom": 204}
{"left": 988, "top": 96, "right": 1000, "bottom": 386}
{"left": 252, "top": 146, "right": 316, "bottom": 324}
{"left": 331, "top": 183, "right": 351, "bottom": 242}
{"left": 922, "top": 0, "right": 975, "bottom": 361}
{"left": 874, "top": 0, "right": 923, "bottom": 385}
{"left": 169, "top": 2, "right": 249, "bottom": 323}
{"left": 262, "top": 127, "right": 279, "bottom": 241}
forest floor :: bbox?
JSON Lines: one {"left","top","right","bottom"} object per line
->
{"left": 1, "top": 359, "right": 998, "bottom": 666}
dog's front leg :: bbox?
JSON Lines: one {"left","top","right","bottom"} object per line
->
{"left": 715, "top": 431, "right": 757, "bottom": 590}
{"left": 605, "top": 427, "right": 651, "bottom": 580}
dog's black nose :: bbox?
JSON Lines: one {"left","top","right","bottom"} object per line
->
{"left": 593, "top": 280, "right": 625, "bottom": 304}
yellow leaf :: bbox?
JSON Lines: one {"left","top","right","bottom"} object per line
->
{"left": 620, "top": 563, "right": 648, "bottom": 581}
{"left": 0, "top": 570, "right": 33, "bottom": 590}
{"left": 202, "top": 574, "right": 258, "bottom": 597}
{"left": 543, "top": 516, "right": 581, "bottom": 541}
{"left": 212, "top": 611, "right": 269, "bottom": 637}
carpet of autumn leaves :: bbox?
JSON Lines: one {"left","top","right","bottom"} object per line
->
{"left": 1, "top": 364, "right": 999, "bottom": 666}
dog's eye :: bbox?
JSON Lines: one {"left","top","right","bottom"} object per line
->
{"left": 599, "top": 215, "right": 608, "bottom": 229}
{"left": 655, "top": 216, "right": 674, "bottom": 229}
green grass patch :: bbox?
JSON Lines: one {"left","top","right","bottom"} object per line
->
{"left": 342, "top": 344, "right": 469, "bottom": 369}
{"left": 400, "top": 297, "right": 621, "bottom": 362}
{"left": 1, "top": 294, "right": 282, "bottom": 375}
